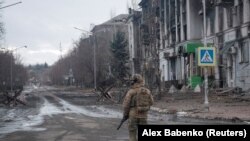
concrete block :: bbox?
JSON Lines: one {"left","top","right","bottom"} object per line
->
{"left": 168, "top": 85, "right": 177, "bottom": 94}
{"left": 180, "top": 85, "right": 187, "bottom": 93}
{"left": 194, "top": 84, "right": 201, "bottom": 93}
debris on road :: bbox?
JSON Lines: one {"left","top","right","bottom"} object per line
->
{"left": 0, "top": 88, "right": 26, "bottom": 106}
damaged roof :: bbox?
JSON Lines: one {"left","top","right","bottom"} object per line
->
{"left": 91, "top": 14, "right": 129, "bottom": 32}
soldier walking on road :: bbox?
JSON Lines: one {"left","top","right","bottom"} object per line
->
{"left": 123, "top": 74, "right": 154, "bottom": 141}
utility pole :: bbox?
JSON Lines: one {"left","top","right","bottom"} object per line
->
{"left": 203, "top": 0, "right": 209, "bottom": 110}
{"left": 93, "top": 35, "right": 97, "bottom": 90}
{"left": 10, "top": 52, "right": 13, "bottom": 91}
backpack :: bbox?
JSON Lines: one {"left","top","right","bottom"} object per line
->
{"left": 135, "top": 87, "right": 152, "bottom": 113}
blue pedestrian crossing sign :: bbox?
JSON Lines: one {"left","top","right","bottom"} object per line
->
{"left": 198, "top": 47, "right": 216, "bottom": 66}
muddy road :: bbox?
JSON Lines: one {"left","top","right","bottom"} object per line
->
{"left": 0, "top": 86, "right": 241, "bottom": 141}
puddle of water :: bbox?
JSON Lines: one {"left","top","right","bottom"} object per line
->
{"left": 57, "top": 99, "right": 122, "bottom": 118}
{"left": 0, "top": 97, "right": 124, "bottom": 137}
{"left": 0, "top": 109, "right": 46, "bottom": 136}
{"left": 0, "top": 98, "right": 64, "bottom": 136}
{"left": 40, "top": 97, "right": 123, "bottom": 119}
{"left": 87, "top": 105, "right": 122, "bottom": 118}
{"left": 40, "top": 99, "right": 64, "bottom": 116}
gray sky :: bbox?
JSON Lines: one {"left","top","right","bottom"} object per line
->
{"left": 1, "top": 0, "right": 138, "bottom": 65}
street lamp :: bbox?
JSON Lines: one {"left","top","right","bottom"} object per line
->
{"left": 73, "top": 27, "right": 97, "bottom": 90}
{"left": 3, "top": 45, "right": 27, "bottom": 92}
{"left": 74, "top": 27, "right": 92, "bottom": 36}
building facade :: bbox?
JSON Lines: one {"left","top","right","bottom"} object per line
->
{"left": 138, "top": 0, "right": 161, "bottom": 90}
{"left": 91, "top": 14, "right": 129, "bottom": 81}
{"left": 127, "top": 0, "right": 250, "bottom": 91}
{"left": 157, "top": 0, "right": 250, "bottom": 91}
{"left": 127, "top": 9, "right": 143, "bottom": 75}
{"left": 159, "top": 0, "right": 204, "bottom": 89}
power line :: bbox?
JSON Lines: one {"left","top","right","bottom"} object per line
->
{"left": 0, "top": 1, "right": 22, "bottom": 10}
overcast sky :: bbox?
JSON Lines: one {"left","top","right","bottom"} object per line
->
{"left": 1, "top": 0, "right": 139, "bottom": 66}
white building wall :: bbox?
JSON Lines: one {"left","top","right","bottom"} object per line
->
{"left": 159, "top": 52, "right": 168, "bottom": 81}
{"left": 159, "top": 0, "right": 168, "bottom": 82}
{"left": 231, "top": 0, "right": 250, "bottom": 90}
{"left": 164, "top": 0, "right": 168, "bottom": 48}
{"left": 235, "top": 39, "right": 250, "bottom": 90}
{"left": 180, "top": 0, "right": 185, "bottom": 41}
{"left": 178, "top": 56, "right": 185, "bottom": 81}
{"left": 215, "top": 6, "right": 220, "bottom": 33}
{"left": 129, "top": 23, "right": 135, "bottom": 59}
{"left": 233, "top": 1, "right": 238, "bottom": 27}
{"left": 159, "top": 47, "right": 176, "bottom": 81}
{"left": 128, "top": 22, "right": 135, "bottom": 75}
{"left": 223, "top": 8, "right": 228, "bottom": 30}
{"left": 186, "top": 0, "right": 202, "bottom": 40}
{"left": 181, "top": 56, "right": 185, "bottom": 81}
{"left": 243, "top": 0, "right": 250, "bottom": 23}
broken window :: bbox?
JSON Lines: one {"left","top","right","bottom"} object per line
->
{"left": 170, "top": 58, "right": 176, "bottom": 80}
{"left": 218, "top": 7, "right": 224, "bottom": 31}
{"left": 141, "top": 24, "right": 150, "bottom": 45}
{"left": 171, "top": 28, "right": 176, "bottom": 43}
{"left": 226, "top": 6, "right": 234, "bottom": 28}
{"left": 209, "top": 9, "right": 215, "bottom": 34}
{"left": 239, "top": 40, "right": 249, "bottom": 63}
{"left": 182, "top": 0, "right": 187, "bottom": 40}
{"left": 249, "top": 0, "right": 250, "bottom": 21}
{"left": 237, "top": 0, "right": 243, "bottom": 24}
{"left": 162, "top": 64, "right": 165, "bottom": 81}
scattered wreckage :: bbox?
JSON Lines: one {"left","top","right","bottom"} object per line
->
{"left": 0, "top": 86, "right": 26, "bottom": 106}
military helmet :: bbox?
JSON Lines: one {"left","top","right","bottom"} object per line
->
{"left": 132, "top": 74, "right": 143, "bottom": 83}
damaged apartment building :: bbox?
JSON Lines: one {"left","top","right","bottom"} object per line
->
{"left": 128, "top": 0, "right": 250, "bottom": 92}
{"left": 128, "top": 0, "right": 162, "bottom": 90}
{"left": 158, "top": 0, "right": 250, "bottom": 91}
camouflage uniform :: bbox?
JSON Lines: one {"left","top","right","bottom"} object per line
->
{"left": 123, "top": 74, "right": 154, "bottom": 141}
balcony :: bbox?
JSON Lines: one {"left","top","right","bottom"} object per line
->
{"left": 216, "top": 0, "right": 234, "bottom": 7}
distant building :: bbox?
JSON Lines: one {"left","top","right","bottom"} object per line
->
{"left": 92, "top": 14, "right": 129, "bottom": 34}
{"left": 91, "top": 14, "right": 129, "bottom": 80}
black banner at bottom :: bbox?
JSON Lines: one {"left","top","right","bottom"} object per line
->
{"left": 138, "top": 125, "right": 250, "bottom": 141}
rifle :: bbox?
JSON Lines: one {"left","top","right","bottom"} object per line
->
{"left": 117, "top": 79, "right": 132, "bottom": 130}
{"left": 117, "top": 116, "right": 128, "bottom": 130}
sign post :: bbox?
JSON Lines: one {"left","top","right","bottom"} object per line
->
{"left": 200, "top": 0, "right": 210, "bottom": 111}
{"left": 198, "top": 47, "right": 216, "bottom": 110}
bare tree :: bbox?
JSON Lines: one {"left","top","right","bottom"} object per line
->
{"left": 0, "top": 52, "right": 27, "bottom": 90}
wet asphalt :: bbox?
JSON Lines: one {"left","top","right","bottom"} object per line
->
{"left": 0, "top": 85, "right": 242, "bottom": 141}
